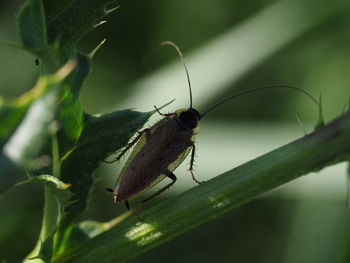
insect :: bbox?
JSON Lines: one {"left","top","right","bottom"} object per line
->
{"left": 106, "top": 41, "right": 318, "bottom": 211}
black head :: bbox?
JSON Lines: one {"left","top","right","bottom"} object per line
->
{"left": 178, "top": 108, "right": 201, "bottom": 129}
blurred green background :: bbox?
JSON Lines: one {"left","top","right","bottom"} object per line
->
{"left": 1, "top": 0, "right": 350, "bottom": 262}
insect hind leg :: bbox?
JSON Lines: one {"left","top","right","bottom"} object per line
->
{"left": 124, "top": 200, "right": 130, "bottom": 210}
{"left": 136, "top": 171, "right": 177, "bottom": 222}
{"left": 189, "top": 144, "right": 206, "bottom": 184}
{"left": 140, "top": 170, "right": 177, "bottom": 203}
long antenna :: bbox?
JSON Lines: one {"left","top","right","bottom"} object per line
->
{"left": 201, "top": 86, "right": 319, "bottom": 118}
{"left": 160, "top": 41, "right": 193, "bottom": 108}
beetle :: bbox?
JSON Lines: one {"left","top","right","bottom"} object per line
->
{"left": 106, "top": 41, "right": 318, "bottom": 211}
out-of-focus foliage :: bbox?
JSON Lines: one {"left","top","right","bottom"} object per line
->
{"left": 1, "top": 0, "right": 154, "bottom": 261}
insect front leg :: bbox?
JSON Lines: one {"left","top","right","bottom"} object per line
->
{"left": 140, "top": 170, "right": 177, "bottom": 203}
{"left": 104, "top": 128, "right": 150, "bottom": 163}
{"left": 189, "top": 143, "right": 206, "bottom": 184}
{"left": 153, "top": 105, "right": 176, "bottom": 117}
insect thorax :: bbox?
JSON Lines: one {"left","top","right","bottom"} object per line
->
{"left": 175, "top": 108, "right": 201, "bottom": 130}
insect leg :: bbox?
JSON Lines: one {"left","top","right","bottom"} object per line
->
{"left": 124, "top": 200, "right": 130, "bottom": 210}
{"left": 189, "top": 144, "right": 206, "bottom": 184}
{"left": 153, "top": 105, "right": 176, "bottom": 117}
{"left": 140, "top": 170, "right": 177, "bottom": 203}
{"left": 103, "top": 128, "right": 150, "bottom": 163}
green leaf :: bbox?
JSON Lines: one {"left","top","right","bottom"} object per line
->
{"left": 14, "top": 0, "right": 120, "bottom": 163}
{"left": 15, "top": 0, "right": 119, "bottom": 158}
{"left": 58, "top": 109, "right": 154, "bottom": 229}
{"left": 43, "top": 0, "right": 117, "bottom": 61}
{"left": 48, "top": 109, "right": 154, "bottom": 259}
{"left": 18, "top": 0, "right": 47, "bottom": 51}
{"left": 53, "top": 111, "right": 350, "bottom": 263}
{"left": 6, "top": 0, "right": 117, "bottom": 188}
{"left": 56, "top": 52, "right": 90, "bottom": 157}
{"left": 11, "top": 2, "right": 123, "bottom": 257}
{"left": 18, "top": 0, "right": 118, "bottom": 63}
{"left": 57, "top": 100, "right": 173, "bottom": 230}
{"left": 10, "top": 0, "right": 141, "bottom": 261}
{"left": 16, "top": 0, "right": 117, "bottom": 155}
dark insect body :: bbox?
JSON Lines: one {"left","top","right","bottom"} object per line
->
{"left": 107, "top": 107, "right": 202, "bottom": 210}
{"left": 106, "top": 41, "right": 319, "bottom": 211}
{"left": 113, "top": 108, "right": 201, "bottom": 205}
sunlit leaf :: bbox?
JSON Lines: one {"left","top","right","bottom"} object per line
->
{"left": 0, "top": 62, "right": 75, "bottom": 194}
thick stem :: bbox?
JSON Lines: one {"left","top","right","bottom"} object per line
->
{"left": 54, "top": 112, "right": 350, "bottom": 263}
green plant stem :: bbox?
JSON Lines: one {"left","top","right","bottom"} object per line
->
{"left": 54, "top": 112, "right": 350, "bottom": 263}
{"left": 24, "top": 184, "right": 60, "bottom": 263}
